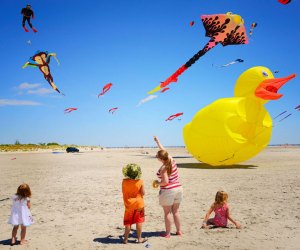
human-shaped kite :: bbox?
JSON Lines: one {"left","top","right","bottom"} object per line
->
{"left": 22, "top": 51, "right": 63, "bottom": 95}
{"left": 21, "top": 4, "right": 38, "bottom": 33}
{"left": 148, "top": 12, "right": 248, "bottom": 94}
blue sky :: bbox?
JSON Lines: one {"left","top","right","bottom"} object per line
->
{"left": 0, "top": 0, "right": 299, "bottom": 147}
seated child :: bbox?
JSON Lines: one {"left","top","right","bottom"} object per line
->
{"left": 201, "top": 190, "right": 241, "bottom": 229}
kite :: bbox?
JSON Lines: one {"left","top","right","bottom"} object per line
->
{"left": 137, "top": 95, "right": 157, "bottom": 106}
{"left": 273, "top": 110, "right": 287, "bottom": 120}
{"left": 183, "top": 66, "right": 296, "bottom": 166}
{"left": 21, "top": 4, "right": 38, "bottom": 33}
{"left": 161, "top": 87, "right": 170, "bottom": 93}
{"left": 98, "top": 83, "right": 113, "bottom": 97}
{"left": 27, "top": 40, "right": 32, "bottom": 45}
{"left": 219, "top": 59, "right": 244, "bottom": 68}
{"left": 274, "top": 70, "right": 279, "bottom": 74}
{"left": 273, "top": 105, "right": 299, "bottom": 123}
{"left": 249, "top": 22, "right": 257, "bottom": 37}
{"left": 190, "top": 21, "right": 195, "bottom": 27}
{"left": 166, "top": 112, "right": 183, "bottom": 121}
{"left": 278, "top": 113, "right": 292, "bottom": 122}
{"left": 278, "top": 0, "right": 291, "bottom": 4}
{"left": 147, "top": 12, "right": 248, "bottom": 94}
{"left": 11, "top": 157, "right": 17, "bottom": 160}
{"left": 22, "top": 51, "right": 63, "bottom": 95}
{"left": 64, "top": 108, "right": 77, "bottom": 114}
{"left": 109, "top": 107, "right": 118, "bottom": 114}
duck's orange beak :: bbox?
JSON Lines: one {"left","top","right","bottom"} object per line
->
{"left": 255, "top": 74, "right": 296, "bottom": 100}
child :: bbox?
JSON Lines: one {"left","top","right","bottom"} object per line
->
{"left": 201, "top": 190, "right": 241, "bottom": 229}
{"left": 8, "top": 183, "right": 34, "bottom": 245}
{"left": 122, "top": 163, "right": 147, "bottom": 244}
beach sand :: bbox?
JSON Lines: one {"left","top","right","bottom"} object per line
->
{"left": 0, "top": 147, "right": 299, "bottom": 249}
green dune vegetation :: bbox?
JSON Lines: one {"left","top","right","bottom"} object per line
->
{"left": 0, "top": 141, "right": 99, "bottom": 152}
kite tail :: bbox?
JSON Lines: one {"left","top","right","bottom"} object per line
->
{"left": 160, "top": 40, "right": 217, "bottom": 89}
{"left": 147, "top": 39, "right": 217, "bottom": 94}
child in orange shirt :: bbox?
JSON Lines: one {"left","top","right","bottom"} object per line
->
{"left": 122, "top": 163, "right": 147, "bottom": 244}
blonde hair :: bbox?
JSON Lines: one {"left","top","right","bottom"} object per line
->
{"left": 156, "top": 150, "right": 172, "bottom": 176}
{"left": 214, "top": 190, "right": 228, "bottom": 205}
{"left": 16, "top": 183, "right": 32, "bottom": 199}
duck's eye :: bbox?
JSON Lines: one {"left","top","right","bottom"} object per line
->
{"left": 262, "top": 71, "right": 269, "bottom": 77}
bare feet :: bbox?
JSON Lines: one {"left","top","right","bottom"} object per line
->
{"left": 20, "top": 240, "right": 28, "bottom": 245}
{"left": 11, "top": 237, "right": 16, "bottom": 245}
{"left": 136, "top": 237, "right": 148, "bottom": 243}
{"left": 176, "top": 231, "right": 183, "bottom": 236}
{"left": 160, "top": 233, "right": 171, "bottom": 238}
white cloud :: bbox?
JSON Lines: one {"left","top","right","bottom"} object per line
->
{"left": 27, "top": 88, "right": 54, "bottom": 95}
{"left": 0, "top": 99, "right": 41, "bottom": 106}
{"left": 14, "top": 83, "right": 55, "bottom": 96}
{"left": 137, "top": 95, "right": 158, "bottom": 106}
{"left": 17, "top": 82, "right": 41, "bottom": 90}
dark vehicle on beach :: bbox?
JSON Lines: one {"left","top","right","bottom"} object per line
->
{"left": 66, "top": 147, "right": 79, "bottom": 153}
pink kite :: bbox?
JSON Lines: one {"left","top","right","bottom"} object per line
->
{"left": 148, "top": 12, "right": 248, "bottom": 94}
{"left": 109, "top": 107, "right": 118, "bottom": 114}
{"left": 98, "top": 83, "right": 113, "bottom": 97}
{"left": 190, "top": 21, "right": 195, "bottom": 27}
{"left": 166, "top": 112, "right": 183, "bottom": 121}
{"left": 64, "top": 108, "right": 77, "bottom": 114}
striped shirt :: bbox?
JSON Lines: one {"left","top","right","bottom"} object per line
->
{"left": 156, "top": 160, "right": 182, "bottom": 190}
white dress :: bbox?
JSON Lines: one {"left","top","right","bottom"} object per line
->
{"left": 8, "top": 195, "right": 34, "bottom": 226}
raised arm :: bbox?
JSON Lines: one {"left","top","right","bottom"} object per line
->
{"left": 154, "top": 136, "right": 165, "bottom": 150}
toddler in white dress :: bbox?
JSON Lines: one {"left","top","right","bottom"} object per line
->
{"left": 8, "top": 184, "right": 34, "bottom": 245}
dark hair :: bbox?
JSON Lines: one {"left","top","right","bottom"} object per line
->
{"left": 16, "top": 183, "right": 32, "bottom": 198}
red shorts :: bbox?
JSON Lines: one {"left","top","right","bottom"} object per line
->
{"left": 123, "top": 208, "right": 145, "bottom": 226}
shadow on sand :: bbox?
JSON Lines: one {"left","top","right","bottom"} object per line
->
{"left": 93, "top": 235, "right": 124, "bottom": 244}
{"left": 0, "top": 239, "right": 14, "bottom": 246}
{"left": 93, "top": 231, "right": 161, "bottom": 245}
{"left": 177, "top": 163, "right": 258, "bottom": 169}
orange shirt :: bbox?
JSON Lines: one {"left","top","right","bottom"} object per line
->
{"left": 122, "top": 179, "right": 144, "bottom": 211}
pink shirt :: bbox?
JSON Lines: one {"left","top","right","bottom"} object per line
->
{"left": 213, "top": 203, "right": 228, "bottom": 227}
{"left": 156, "top": 160, "right": 182, "bottom": 190}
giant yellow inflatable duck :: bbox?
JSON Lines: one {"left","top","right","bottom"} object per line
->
{"left": 183, "top": 66, "right": 296, "bottom": 166}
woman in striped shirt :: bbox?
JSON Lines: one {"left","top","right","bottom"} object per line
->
{"left": 153, "top": 136, "right": 183, "bottom": 238}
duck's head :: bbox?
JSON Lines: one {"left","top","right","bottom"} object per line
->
{"left": 234, "top": 66, "right": 296, "bottom": 103}
{"left": 226, "top": 12, "right": 245, "bottom": 26}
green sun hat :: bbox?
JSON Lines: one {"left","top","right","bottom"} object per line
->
{"left": 122, "top": 163, "right": 142, "bottom": 180}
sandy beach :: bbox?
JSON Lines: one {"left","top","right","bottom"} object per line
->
{"left": 0, "top": 147, "right": 299, "bottom": 250}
